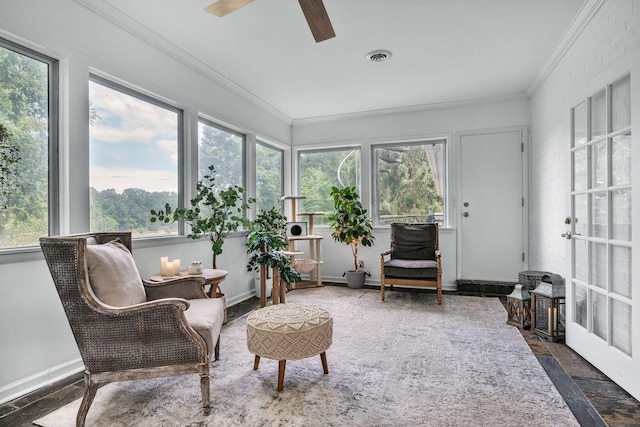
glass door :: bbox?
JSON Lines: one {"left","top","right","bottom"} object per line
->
{"left": 568, "top": 75, "right": 635, "bottom": 395}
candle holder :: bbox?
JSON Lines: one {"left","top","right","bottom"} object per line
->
{"left": 530, "top": 273, "right": 565, "bottom": 342}
{"left": 506, "top": 284, "right": 531, "bottom": 329}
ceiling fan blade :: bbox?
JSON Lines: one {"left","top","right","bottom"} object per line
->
{"left": 298, "top": 0, "right": 335, "bottom": 43}
{"left": 205, "top": 0, "right": 254, "bottom": 17}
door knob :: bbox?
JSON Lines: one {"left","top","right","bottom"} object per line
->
{"left": 561, "top": 231, "right": 572, "bottom": 239}
{"left": 463, "top": 212, "right": 469, "bottom": 217}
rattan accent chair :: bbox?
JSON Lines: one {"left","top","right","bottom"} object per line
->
{"left": 380, "top": 223, "right": 442, "bottom": 304}
{"left": 39, "top": 232, "right": 224, "bottom": 426}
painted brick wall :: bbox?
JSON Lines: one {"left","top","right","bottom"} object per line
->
{"left": 529, "top": 0, "right": 639, "bottom": 274}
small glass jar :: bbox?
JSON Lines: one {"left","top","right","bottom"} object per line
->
{"left": 187, "top": 261, "right": 203, "bottom": 275}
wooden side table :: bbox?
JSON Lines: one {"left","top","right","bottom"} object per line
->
{"left": 149, "top": 268, "right": 228, "bottom": 297}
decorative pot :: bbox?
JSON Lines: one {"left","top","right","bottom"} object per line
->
{"left": 345, "top": 270, "right": 369, "bottom": 289}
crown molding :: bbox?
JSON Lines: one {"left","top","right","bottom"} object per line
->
{"left": 526, "top": 0, "right": 606, "bottom": 97}
{"left": 292, "top": 93, "right": 529, "bottom": 127}
{"left": 74, "top": 0, "right": 293, "bottom": 125}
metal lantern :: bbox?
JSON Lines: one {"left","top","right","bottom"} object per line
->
{"left": 530, "top": 274, "right": 566, "bottom": 342}
{"left": 506, "top": 284, "right": 531, "bottom": 329}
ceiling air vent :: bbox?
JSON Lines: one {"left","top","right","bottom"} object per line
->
{"left": 366, "top": 50, "right": 392, "bottom": 62}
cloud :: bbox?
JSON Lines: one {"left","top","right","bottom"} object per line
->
{"left": 91, "top": 165, "right": 177, "bottom": 193}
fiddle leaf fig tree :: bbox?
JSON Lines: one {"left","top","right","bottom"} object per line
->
{"left": 327, "top": 186, "right": 375, "bottom": 272}
{"left": 150, "top": 165, "right": 254, "bottom": 269}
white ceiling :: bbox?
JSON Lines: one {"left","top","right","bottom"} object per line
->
{"left": 98, "top": 0, "right": 586, "bottom": 121}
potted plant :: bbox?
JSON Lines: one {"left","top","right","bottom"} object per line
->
{"left": 327, "top": 186, "right": 375, "bottom": 288}
{"left": 246, "top": 207, "right": 288, "bottom": 297}
{"left": 246, "top": 207, "right": 301, "bottom": 298}
{"left": 150, "top": 165, "right": 253, "bottom": 269}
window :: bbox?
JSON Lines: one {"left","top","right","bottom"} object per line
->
{"left": 373, "top": 140, "right": 446, "bottom": 226}
{"left": 198, "top": 120, "right": 244, "bottom": 189}
{"left": 298, "top": 148, "right": 361, "bottom": 225}
{"left": 0, "top": 38, "right": 58, "bottom": 249}
{"left": 89, "top": 76, "right": 181, "bottom": 237}
{"left": 256, "top": 141, "right": 284, "bottom": 212}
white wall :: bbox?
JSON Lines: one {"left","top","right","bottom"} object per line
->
{"left": 292, "top": 97, "right": 531, "bottom": 289}
{"left": 528, "top": 0, "right": 639, "bottom": 400}
{"left": 0, "top": 0, "right": 288, "bottom": 403}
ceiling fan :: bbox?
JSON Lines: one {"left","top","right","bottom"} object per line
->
{"left": 204, "top": 0, "right": 335, "bottom": 43}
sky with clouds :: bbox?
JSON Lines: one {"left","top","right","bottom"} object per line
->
{"left": 89, "top": 81, "right": 178, "bottom": 193}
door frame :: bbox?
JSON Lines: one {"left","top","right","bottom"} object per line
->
{"left": 454, "top": 126, "right": 530, "bottom": 280}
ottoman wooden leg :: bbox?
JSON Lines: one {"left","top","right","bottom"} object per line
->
{"left": 253, "top": 355, "right": 261, "bottom": 370}
{"left": 320, "top": 352, "right": 329, "bottom": 374}
{"left": 277, "top": 360, "right": 286, "bottom": 391}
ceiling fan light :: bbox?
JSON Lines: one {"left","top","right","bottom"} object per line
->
{"left": 366, "top": 50, "right": 392, "bottom": 62}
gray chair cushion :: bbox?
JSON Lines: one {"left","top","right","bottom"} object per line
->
{"left": 85, "top": 240, "right": 147, "bottom": 307}
{"left": 384, "top": 258, "right": 438, "bottom": 279}
{"left": 391, "top": 223, "right": 437, "bottom": 260}
{"left": 184, "top": 298, "right": 225, "bottom": 357}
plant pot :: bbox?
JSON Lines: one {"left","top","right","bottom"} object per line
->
{"left": 345, "top": 270, "right": 368, "bottom": 289}
{"left": 255, "top": 271, "right": 273, "bottom": 298}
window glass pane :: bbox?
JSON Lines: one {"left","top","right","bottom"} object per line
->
{"left": 574, "top": 238, "right": 587, "bottom": 282}
{"left": 256, "top": 142, "right": 283, "bottom": 212}
{"left": 373, "top": 141, "right": 445, "bottom": 226}
{"left": 573, "top": 146, "right": 587, "bottom": 191}
{"left": 611, "top": 299, "right": 632, "bottom": 356}
{"left": 298, "top": 148, "right": 360, "bottom": 224}
{"left": 198, "top": 121, "right": 244, "bottom": 189}
{"left": 611, "top": 188, "right": 632, "bottom": 241}
{"left": 0, "top": 42, "right": 53, "bottom": 248}
{"left": 591, "top": 291, "right": 607, "bottom": 341}
{"left": 590, "top": 90, "right": 606, "bottom": 140}
{"left": 89, "top": 79, "right": 180, "bottom": 237}
{"left": 573, "top": 194, "right": 587, "bottom": 236}
{"left": 612, "top": 134, "right": 631, "bottom": 186}
{"left": 612, "top": 75, "right": 631, "bottom": 132}
{"left": 611, "top": 245, "right": 632, "bottom": 298}
{"left": 574, "top": 284, "right": 588, "bottom": 328}
{"left": 590, "top": 242, "right": 607, "bottom": 289}
{"left": 591, "top": 140, "right": 607, "bottom": 189}
{"left": 590, "top": 191, "right": 607, "bottom": 238}
{"left": 573, "top": 101, "right": 587, "bottom": 147}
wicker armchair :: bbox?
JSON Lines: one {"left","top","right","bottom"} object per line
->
{"left": 40, "top": 232, "right": 224, "bottom": 426}
{"left": 380, "top": 223, "right": 442, "bottom": 304}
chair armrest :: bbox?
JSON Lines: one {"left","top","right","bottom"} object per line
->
{"left": 77, "top": 298, "right": 209, "bottom": 371}
{"left": 143, "top": 277, "right": 208, "bottom": 301}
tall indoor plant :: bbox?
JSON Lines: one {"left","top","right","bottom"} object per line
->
{"left": 150, "top": 165, "right": 253, "bottom": 269}
{"left": 327, "top": 186, "right": 375, "bottom": 288}
{"left": 246, "top": 207, "right": 301, "bottom": 297}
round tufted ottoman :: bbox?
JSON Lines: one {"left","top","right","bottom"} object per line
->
{"left": 246, "top": 303, "right": 333, "bottom": 391}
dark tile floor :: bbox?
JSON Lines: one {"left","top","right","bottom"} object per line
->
{"left": 1, "top": 286, "right": 639, "bottom": 426}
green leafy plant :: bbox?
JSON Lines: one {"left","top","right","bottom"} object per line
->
{"left": 150, "top": 165, "right": 253, "bottom": 269}
{"left": 327, "top": 186, "right": 375, "bottom": 272}
{"left": 0, "top": 123, "right": 21, "bottom": 211}
{"left": 246, "top": 207, "right": 301, "bottom": 287}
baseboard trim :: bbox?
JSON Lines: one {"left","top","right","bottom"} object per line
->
{"left": 0, "top": 358, "right": 84, "bottom": 405}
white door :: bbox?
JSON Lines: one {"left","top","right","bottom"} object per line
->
{"left": 459, "top": 129, "right": 525, "bottom": 281}
{"left": 566, "top": 75, "right": 638, "bottom": 399}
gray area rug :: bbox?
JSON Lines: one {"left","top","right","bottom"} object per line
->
{"left": 34, "top": 287, "right": 579, "bottom": 426}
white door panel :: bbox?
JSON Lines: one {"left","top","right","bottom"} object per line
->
{"left": 459, "top": 130, "right": 524, "bottom": 281}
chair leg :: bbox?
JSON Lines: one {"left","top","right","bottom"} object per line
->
{"left": 277, "top": 360, "right": 286, "bottom": 391}
{"left": 214, "top": 335, "right": 220, "bottom": 361}
{"left": 76, "top": 372, "right": 97, "bottom": 427}
{"left": 200, "top": 372, "right": 210, "bottom": 415}
{"left": 320, "top": 352, "right": 329, "bottom": 374}
{"left": 253, "top": 355, "right": 261, "bottom": 370}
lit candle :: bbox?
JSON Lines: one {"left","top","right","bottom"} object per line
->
{"left": 165, "top": 261, "right": 174, "bottom": 277}
{"left": 548, "top": 307, "right": 557, "bottom": 334}
{"left": 160, "top": 257, "right": 168, "bottom": 276}
{"left": 173, "top": 259, "right": 181, "bottom": 275}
